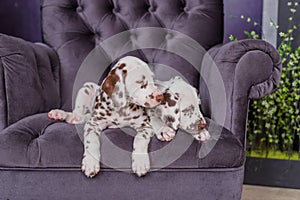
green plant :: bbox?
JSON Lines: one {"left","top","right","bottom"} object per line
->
{"left": 230, "top": 2, "right": 300, "bottom": 159}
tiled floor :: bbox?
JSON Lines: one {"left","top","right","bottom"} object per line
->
{"left": 242, "top": 185, "right": 300, "bottom": 200}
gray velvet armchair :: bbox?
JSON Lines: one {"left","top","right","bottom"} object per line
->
{"left": 0, "top": 0, "right": 281, "bottom": 199}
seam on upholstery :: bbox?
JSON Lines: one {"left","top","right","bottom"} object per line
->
{"left": 0, "top": 52, "right": 22, "bottom": 58}
{"left": 230, "top": 62, "right": 236, "bottom": 134}
{"left": 151, "top": 12, "right": 166, "bottom": 28}
{"left": 76, "top": 0, "right": 94, "bottom": 34}
{"left": 56, "top": 36, "right": 83, "bottom": 52}
{"left": 0, "top": 53, "right": 23, "bottom": 127}
{"left": 170, "top": 10, "right": 185, "bottom": 29}
{"left": 0, "top": 57, "right": 7, "bottom": 128}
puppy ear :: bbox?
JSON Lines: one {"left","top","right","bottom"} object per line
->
{"left": 101, "top": 64, "right": 127, "bottom": 107}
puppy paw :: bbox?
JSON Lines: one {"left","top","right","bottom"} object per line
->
{"left": 195, "top": 129, "right": 210, "bottom": 141}
{"left": 81, "top": 154, "right": 100, "bottom": 178}
{"left": 48, "top": 109, "right": 68, "bottom": 121}
{"left": 156, "top": 126, "right": 176, "bottom": 142}
{"left": 132, "top": 153, "right": 150, "bottom": 177}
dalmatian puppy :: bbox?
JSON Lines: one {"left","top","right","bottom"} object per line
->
{"left": 148, "top": 76, "right": 210, "bottom": 142}
{"left": 48, "top": 56, "right": 164, "bottom": 178}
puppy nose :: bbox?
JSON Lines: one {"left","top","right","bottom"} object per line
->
{"left": 155, "top": 94, "right": 164, "bottom": 102}
{"left": 198, "top": 122, "right": 207, "bottom": 129}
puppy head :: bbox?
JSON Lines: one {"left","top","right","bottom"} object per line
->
{"left": 180, "top": 104, "right": 208, "bottom": 141}
{"left": 123, "top": 57, "right": 163, "bottom": 108}
{"left": 167, "top": 77, "right": 209, "bottom": 141}
{"left": 101, "top": 56, "right": 163, "bottom": 108}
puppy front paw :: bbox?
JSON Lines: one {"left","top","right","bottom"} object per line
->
{"left": 155, "top": 126, "right": 176, "bottom": 142}
{"left": 48, "top": 109, "right": 68, "bottom": 121}
{"left": 81, "top": 154, "right": 100, "bottom": 178}
{"left": 132, "top": 153, "right": 150, "bottom": 177}
{"left": 196, "top": 129, "right": 210, "bottom": 141}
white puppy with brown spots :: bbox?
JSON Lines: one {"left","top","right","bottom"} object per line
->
{"left": 48, "top": 57, "right": 210, "bottom": 178}
{"left": 49, "top": 56, "right": 163, "bottom": 177}
{"left": 148, "top": 76, "right": 210, "bottom": 142}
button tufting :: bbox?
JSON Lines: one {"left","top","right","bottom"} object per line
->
{"left": 76, "top": 6, "right": 83, "bottom": 12}
{"left": 183, "top": 7, "right": 189, "bottom": 12}
{"left": 130, "top": 33, "right": 137, "bottom": 40}
{"left": 148, "top": 6, "right": 156, "bottom": 12}
{"left": 165, "top": 33, "right": 173, "bottom": 40}
{"left": 112, "top": 7, "right": 120, "bottom": 14}
{"left": 95, "top": 32, "right": 101, "bottom": 38}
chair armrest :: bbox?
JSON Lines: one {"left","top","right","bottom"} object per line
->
{"left": 200, "top": 39, "right": 282, "bottom": 144}
{"left": 0, "top": 34, "right": 60, "bottom": 130}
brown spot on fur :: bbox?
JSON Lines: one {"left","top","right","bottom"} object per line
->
{"left": 86, "top": 128, "right": 92, "bottom": 133}
{"left": 161, "top": 92, "right": 176, "bottom": 107}
{"left": 182, "top": 105, "right": 195, "bottom": 117}
{"left": 149, "top": 94, "right": 154, "bottom": 99}
{"left": 175, "top": 109, "right": 179, "bottom": 114}
{"left": 94, "top": 103, "right": 100, "bottom": 109}
{"left": 141, "top": 81, "right": 148, "bottom": 89}
{"left": 163, "top": 115, "right": 175, "bottom": 123}
{"left": 99, "top": 112, "right": 105, "bottom": 116}
{"left": 102, "top": 68, "right": 121, "bottom": 98}
{"left": 112, "top": 121, "right": 119, "bottom": 125}
{"left": 133, "top": 115, "right": 140, "bottom": 119}
{"left": 136, "top": 76, "right": 148, "bottom": 89}
{"left": 188, "top": 121, "right": 198, "bottom": 131}
{"left": 84, "top": 89, "right": 89, "bottom": 95}
{"left": 106, "top": 112, "right": 112, "bottom": 116}
{"left": 144, "top": 102, "right": 150, "bottom": 107}
{"left": 118, "top": 63, "right": 126, "bottom": 69}
{"left": 124, "top": 117, "right": 132, "bottom": 121}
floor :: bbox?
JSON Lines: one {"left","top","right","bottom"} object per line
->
{"left": 242, "top": 185, "right": 300, "bottom": 200}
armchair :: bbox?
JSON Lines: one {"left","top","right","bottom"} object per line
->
{"left": 0, "top": 0, "right": 281, "bottom": 199}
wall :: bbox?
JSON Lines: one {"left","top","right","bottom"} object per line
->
{"left": 0, "top": 0, "right": 41, "bottom": 42}
{"left": 224, "top": 0, "right": 263, "bottom": 42}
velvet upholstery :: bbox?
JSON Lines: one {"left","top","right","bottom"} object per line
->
{"left": 200, "top": 39, "right": 281, "bottom": 144}
{"left": 0, "top": 113, "right": 243, "bottom": 169}
{"left": 0, "top": 167, "right": 244, "bottom": 200}
{"left": 0, "top": 34, "right": 60, "bottom": 131}
{"left": 0, "top": 0, "right": 282, "bottom": 199}
{"left": 41, "top": 0, "right": 223, "bottom": 110}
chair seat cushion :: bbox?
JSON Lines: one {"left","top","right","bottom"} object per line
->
{"left": 0, "top": 113, "right": 244, "bottom": 169}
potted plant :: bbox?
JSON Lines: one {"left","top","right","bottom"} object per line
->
{"left": 230, "top": 1, "right": 300, "bottom": 188}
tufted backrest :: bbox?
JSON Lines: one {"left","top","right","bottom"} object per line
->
{"left": 41, "top": 0, "right": 223, "bottom": 110}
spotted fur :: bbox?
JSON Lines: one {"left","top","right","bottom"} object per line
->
{"left": 148, "top": 76, "right": 210, "bottom": 142}
{"left": 48, "top": 56, "right": 163, "bottom": 178}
